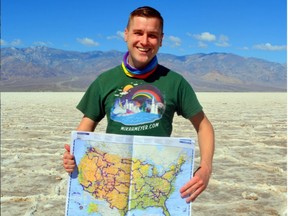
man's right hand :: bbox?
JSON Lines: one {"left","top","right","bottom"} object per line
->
{"left": 63, "top": 144, "right": 76, "bottom": 173}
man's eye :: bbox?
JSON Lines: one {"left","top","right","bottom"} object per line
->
{"left": 149, "top": 35, "right": 157, "bottom": 38}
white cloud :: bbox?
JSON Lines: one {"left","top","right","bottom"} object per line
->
{"left": 117, "top": 31, "right": 124, "bottom": 38}
{"left": 186, "top": 32, "right": 193, "bottom": 37}
{"left": 11, "top": 39, "right": 22, "bottom": 46}
{"left": 33, "top": 41, "right": 53, "bottom": 46}
{"left": 193, "top": 32, "right": 216, "bottom": 42}
{"left": 239, "top": 46, "right": 249, "bottom": 50}
{"left": 215, "top": 35, "right": 230, "bottom": 47}
{"left": 0, "top": 39, "right": 6, "bottom": 45}
{"left": 0, "top": 39, "right": 22, "bottom": 46}
{"left": 168, "top": 36, "right": 181, "bottom": 47}
{"left": 188, "top": 32, "right": 231, "bottom": 48}
{"left": 77, "top": 37, "right": 99, "bottom": 47}
{"left": 107, "top": 31, "right": 124, "bottom": 40}
{"left": 253, "top": 43, "right": 286, "bottom": 51}
{"left": 198, "top": 41, "right": 208, "bottom": 48}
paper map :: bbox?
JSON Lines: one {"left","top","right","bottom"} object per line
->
{"left": 65, "top": 132, "right": 195, "bottom": 216}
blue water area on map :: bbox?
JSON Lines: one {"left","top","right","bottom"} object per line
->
{"left": 129, "top": 207, "right": 164, "bottom": 215}
{"left": 66, "top": 140, "right": 93, "bottom": 215}
{"left": 165, "top": 150, "right": 193, "bottom": 215}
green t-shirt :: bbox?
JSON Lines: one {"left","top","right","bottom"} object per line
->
{"left": 77, "top": 64, "right": 202, "bottom": 137}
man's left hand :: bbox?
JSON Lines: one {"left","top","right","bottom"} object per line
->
{"left": 179, "top": 166, "right": 211, "bottom": 203}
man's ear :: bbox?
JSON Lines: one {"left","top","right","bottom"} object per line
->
{"left": 160, "top": 33, "right": 164, "bottom": 47}
{"left": 124, "top": 28, "right": 128, "bottom": 42}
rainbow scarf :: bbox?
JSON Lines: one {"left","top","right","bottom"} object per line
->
{"left": 121, "top": 51, "right": 158, "bottom": 79}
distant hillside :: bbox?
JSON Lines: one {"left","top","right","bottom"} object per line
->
{"left": 1, "top": 46, "right": 286, "bottom": 91}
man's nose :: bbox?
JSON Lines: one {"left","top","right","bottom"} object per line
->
{"left": 140, "top": 34, "right": 148, "bottom": 45}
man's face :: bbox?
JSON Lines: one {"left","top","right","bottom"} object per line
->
{"left": 124, "top": 16, "right": 163, "bottom": 69}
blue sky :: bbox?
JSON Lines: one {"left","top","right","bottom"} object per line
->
{"left": 1, "top": 0, "right": 287, "bottom": 63}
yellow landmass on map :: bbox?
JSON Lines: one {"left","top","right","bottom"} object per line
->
{"left": 129, "top": 156, "right": 186, "bottom": 216}
{"left": 78, "top": 148, "right": 186, "bottom": 216}
{"left": 78, "top": 148, "right": 131, "bottom": 215}
{"left": 87, "top": 203, "right": 98, "bottom": 214}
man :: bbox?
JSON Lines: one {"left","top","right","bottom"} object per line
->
{"left": 63, "top": 6, "right": 214, "bottom": 203}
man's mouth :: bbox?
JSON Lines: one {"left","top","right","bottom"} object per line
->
{"left": 137, "top": 47, "right": 150, "bottom": 52}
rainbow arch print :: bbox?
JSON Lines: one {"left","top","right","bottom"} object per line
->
{"left": 132, "top": 89, "right": 163, "bottom": 104}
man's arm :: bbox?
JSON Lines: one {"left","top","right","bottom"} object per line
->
{"left": 180, "top": 111, "right": 215, "bottom": 202}
{"left": 77, "top": 116, "right": 98, "bottom": 131}
{"left": 63, "top": 116, "right": 98, "bottom": 173}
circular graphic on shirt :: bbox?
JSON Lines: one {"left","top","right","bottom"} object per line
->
{"left": 110, "top": 84, "right": 165, "bottom": 125}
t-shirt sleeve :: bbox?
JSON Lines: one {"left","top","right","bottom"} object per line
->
{"left": 176, "top": 78, "right": 203, "bottom": 119}
{"left": 76, "top": 79, "right": 106, "bottom": 122}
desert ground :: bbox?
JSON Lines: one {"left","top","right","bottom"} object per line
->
{"left": 1, "top": 92, "right": 287, "bottom": 216}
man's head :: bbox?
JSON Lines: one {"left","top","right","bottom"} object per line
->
{"left": 127, "top": 6, "right": 164, "bottom": 34}
{"left": 124, "top": 6, "right": 164, "bottom": 69}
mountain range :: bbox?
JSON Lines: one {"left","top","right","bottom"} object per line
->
{"left": 1, "top": 46, "right": 286, "bottom": 91}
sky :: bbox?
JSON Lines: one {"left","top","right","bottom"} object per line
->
{"left": 1, "top": 0, "right": 287, "bottom": 63}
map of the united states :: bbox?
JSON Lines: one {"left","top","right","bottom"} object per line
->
{"left": 78, "top": 147, "right": 185, "bottom": 216}
{"left": 65, "top": 132, "right": 194, "bottom": 216}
